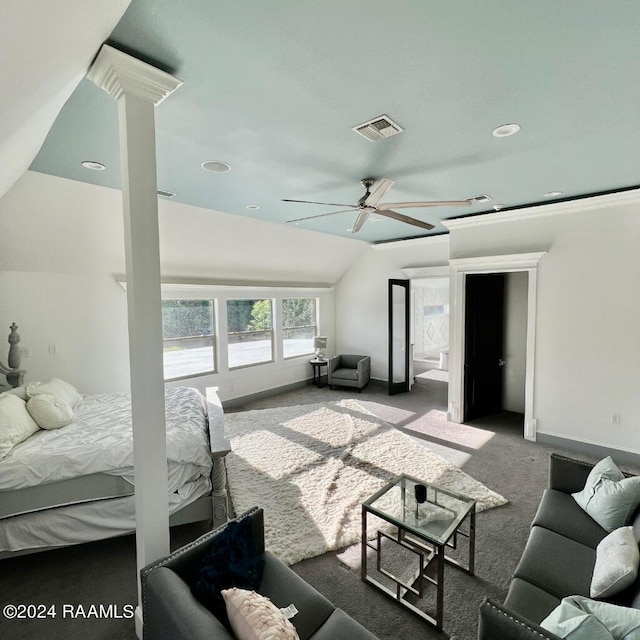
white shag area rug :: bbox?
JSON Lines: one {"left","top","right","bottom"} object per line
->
{"left": 224, "top": 399, "right": 507, "bottom": 566}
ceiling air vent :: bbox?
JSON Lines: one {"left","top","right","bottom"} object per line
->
{"left": 352, "top": 115, "right": 403, "bottom": 142}
{"left": 157, "top": 190, "right": 176, "bottom": 198}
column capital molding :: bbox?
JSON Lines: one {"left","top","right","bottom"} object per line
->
{"left": 87, "top": 44, "right": 182, "bottom": 105}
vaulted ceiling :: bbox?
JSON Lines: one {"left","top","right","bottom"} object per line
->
{"left": 10, "top": 1, "right": 640, "bottom": 243}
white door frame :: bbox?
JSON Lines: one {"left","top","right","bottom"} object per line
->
{"left": 447, "top": 252, "right": 545, "bottom": 440}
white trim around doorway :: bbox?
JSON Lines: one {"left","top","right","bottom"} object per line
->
{"left": 448, "top": 252, "right": 546, "bottom": 441}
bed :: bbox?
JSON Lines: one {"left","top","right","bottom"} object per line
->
{"left": 0, "top": 329, "right": 230, "bottom": 558}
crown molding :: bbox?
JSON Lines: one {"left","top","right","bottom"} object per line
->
{"left": 449, "top": 252, "right": 546, "bottom": 271}
{"left": 372, "top": 232, "right": 449, "bottom": 251}
{"left": 442, "top": 189, "right": 640, "bottom": 231}
{"left": 87, "top": 44, "right": 182, "bottom": 104}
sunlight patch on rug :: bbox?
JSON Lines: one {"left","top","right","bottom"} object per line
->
{"left": 224, "top": 399, "right": 507, "bottom": 565}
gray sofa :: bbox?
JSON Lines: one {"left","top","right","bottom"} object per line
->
{"left": 478, "top": 453, "right": 640, "bottom": 639}
{"left": 328, "top": 354, "right": 370, "bottom": 392}
{"left": 141, "top": 507, "right": 378, "bottom": 640}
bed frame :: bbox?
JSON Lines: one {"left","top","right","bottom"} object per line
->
{"left": 0, "top": 325, "right": 231, "bottom": 558}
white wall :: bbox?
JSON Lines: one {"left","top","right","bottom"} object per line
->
{"left": 449, "top": 198, "right": 640, "bottom": 453}
{"left": 502, "top": 271, "right": 528, "bottom": 413}
{"left": 0, "top": 171, "right": 367, "bottom": 398}
{"left": 335, "top": 235, "right": 450, "bottom": 380}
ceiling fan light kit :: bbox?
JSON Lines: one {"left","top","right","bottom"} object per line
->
{"left": 283, "top": 177, "right": 472, "bottom": 234}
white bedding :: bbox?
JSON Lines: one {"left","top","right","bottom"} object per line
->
{"left": 0, "top": 386, "right": 213, "bottom": 491}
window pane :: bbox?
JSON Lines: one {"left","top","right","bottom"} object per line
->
{"left": 163, "top": 336, "right": 215, "bottom": 379}
{"left": 162, "top": 300, "right": 215, "bottom": 379}
{"left": 283, "top": 298, "right": 316, "bottom": 358}
{"left": 162, "top": 300, "right": 213, "bottom": 338}
{"left": 227, "top": 299, "right": 273, "bottom": 368}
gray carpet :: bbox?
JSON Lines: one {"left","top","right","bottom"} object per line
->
{"left": 0, "top": 379, "right": 631, "bottom": 639}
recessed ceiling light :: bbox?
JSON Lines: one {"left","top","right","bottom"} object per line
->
{"left": 493, "top": 204, "right": 504, "bottom": 211}
{"left": 246, "top": 204, "right": 260, "bottom": 210}
{"left": 201, "top": 160, "right": 231, "bottom": 173}
{"left": 346, "top": 228, "right": 353, "bottom": 232}
{"left": 544, "top": 191, "right": 563, "bottom": 197}
{"left": 492, "top": 123, "right": 520, "bottom": 138}
{"left": 81, "top": 161, "right": 106, "bottom": 171}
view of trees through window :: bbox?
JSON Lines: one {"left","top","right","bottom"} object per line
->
{"left": 161, "top": 297, "right": 319, "bottom": 378}
{"left": 227, "top": 299, "right": 274, "bottom": 368}
{"left": 283, "top": 298, "right": 316, "bottom": 358}
{"left": 162, "top": 300, "right": 215, "bottom": 379}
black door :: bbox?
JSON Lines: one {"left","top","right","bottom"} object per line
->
{"left": 464, "top": 273, "right": 505, "bottom": 420}
{"left": 388, "top": 279, "right": 410, "bottom": 395}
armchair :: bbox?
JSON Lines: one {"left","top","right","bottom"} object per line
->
{"left": 141, "top": 507, "right": 378, "bottom": 640}
{"left": 328, "top": 354, "right": 370, "bottom": 392}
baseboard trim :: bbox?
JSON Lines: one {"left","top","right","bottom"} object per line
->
{"left": 537, "top": 432, "right": 640, "bottom": 468}
{"left": 222, "top": 380, "right": 310, "bottom": 409}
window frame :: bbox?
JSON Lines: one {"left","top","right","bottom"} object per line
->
{"left": 226, "top": 298, "right": 275, "bottom": 370}
{"left": 282, "top": 296, "right": 318, "bottom": 360}
{"left": 162, "top": 299, "right": 217, "bottom": 382}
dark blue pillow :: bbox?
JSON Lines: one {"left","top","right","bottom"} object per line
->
{"left": 192, "top": 516, "right": 265, "bottom": 626}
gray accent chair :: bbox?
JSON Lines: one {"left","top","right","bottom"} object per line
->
{"left": 478, "top": 453, "right": 640, "bottom": 639}
{"left": 141, "top": 507, "right": 379, "bottom": 640}
{"left": 328, "top": 354, "right": 371, "bottom": 392}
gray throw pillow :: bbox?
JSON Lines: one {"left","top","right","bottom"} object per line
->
{"left": 572, "top": 457, "right": 640, "bottom": 532}
{"left": 591, "top": 526, "right": 639, "bottom": 598}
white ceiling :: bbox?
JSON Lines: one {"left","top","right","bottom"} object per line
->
{"left": 0, "top": 1, "right": 131, "bottom": 200}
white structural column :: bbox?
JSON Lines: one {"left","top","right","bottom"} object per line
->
{"left": 87, "top": 45, "right": 182, "bottom": 637}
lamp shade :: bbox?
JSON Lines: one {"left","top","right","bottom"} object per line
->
{"left": 313, "top": 336, "right": 327, "bottom": 349}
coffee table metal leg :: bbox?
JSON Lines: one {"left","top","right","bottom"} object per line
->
{"left": 436, "top": 544, "right": 445, "bottom": 630}
{"left": 469, "top": 503, "right": 476, "bottom": 575}
{"left": 361, "top": 505, "right": 368, "bottom": 582}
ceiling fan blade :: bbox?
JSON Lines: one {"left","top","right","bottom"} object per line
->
{"left": 376, "top": 209, "right": 435, "bottom": 231}
{"left": 381, "top": 200, "right": 472, "bottom": 209}
{"left": 365, "top": 178, "right": 394, "bottom": 207}
{"left": 286, "top": 208, "right": 358, "bottom": 223}
{"left": 352, "top": 210, "right": 370, "bottom": 233}
{"left": 282, "top": 198, "right": 354, "bottom": 207}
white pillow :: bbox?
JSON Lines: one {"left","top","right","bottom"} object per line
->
{"left": 4, "top": 385, "right": 28, "bottom": 401}
{"left": 573, "top": 457, "right": 640, "bottom": 532}
{"left": 0, "top": 393, "right": 40, "bottom": 459}
{"left": 26, "top": 393, "right": 74, "bottom": 430}
{"left": 541, "top": 595, "right": 640, "bottom": 639}
{"left": 26, "top": 377, "right": 82, "bottom": 409}
{"left": 591, "top": 526, "right": 640, "bottom": 598}
{"left": 221, "top": 588, "right": 299, "bottom": 640}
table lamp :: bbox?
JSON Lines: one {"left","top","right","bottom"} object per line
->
{"left": 313, "top": 336, "right": 327, "bottom": 360}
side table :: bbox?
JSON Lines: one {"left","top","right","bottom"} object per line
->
{"left": 309, "top": 358, "right": 328, "bottom": 388}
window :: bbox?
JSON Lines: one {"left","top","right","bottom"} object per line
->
{"left": 162, "top": 300, "right": 215, "bottom": 380}
{"left": 227, "top": 299, "right": 273, "bottom": 369}
{"left": 283, "top": 298, "right": 317, "bottom": 359}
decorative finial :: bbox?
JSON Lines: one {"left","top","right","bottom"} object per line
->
{"left": 8, "top": 323, "right": 20, "bottom": 369}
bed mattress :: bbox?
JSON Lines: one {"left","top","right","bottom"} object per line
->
{"left": 0, "top": 386, "right": 212, "bottom": 491}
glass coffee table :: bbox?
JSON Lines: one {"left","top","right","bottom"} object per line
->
{"left": 361, "top": 474, "right": 476, "bottom": 630}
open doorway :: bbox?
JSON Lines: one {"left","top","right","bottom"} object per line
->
{"left": 448, "top": 252, "right": 545, "bottom": 441}
{"left": 463, "top": 272, "right": 528, "bottom": 427}
{"left": 412, "top": 276, "right": 450, "bottom": 390}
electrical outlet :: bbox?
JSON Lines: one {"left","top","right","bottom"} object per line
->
{"left": 611, "top": 414, "right": 621, "bottom": 425}
{"left": 48, "top": 344, "right": 57, "bottom": 355}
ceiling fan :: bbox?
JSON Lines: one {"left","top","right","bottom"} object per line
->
{"left": 283, "top": 178, "right": 472, "bottom": 233}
